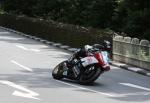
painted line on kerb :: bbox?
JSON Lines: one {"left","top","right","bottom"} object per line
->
{"left": 11, "top": 60, "right": 33, "bottom": 72}
{"left": 0, "top": 31, "right": 10, "bottom": 34}
{"left": 0, "top": 80, "right": 40, "bottom": 100}
{"left": 129, "top": 67, "right": 142, "bottom": 72}
{"left": 56, "top": 80, "right": 117, "bottom": 97}
{"left": 147, "top": 73, "right": 150, "bottom": 76}
{"left": 120, "top": 83, "right": 150, "bottom": 91}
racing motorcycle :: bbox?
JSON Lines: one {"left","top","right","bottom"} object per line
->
{"left": 52, "top": 44, "right": 110, "bottom": 85}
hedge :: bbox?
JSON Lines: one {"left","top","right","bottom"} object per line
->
{"left": 0, "top": 14, "right": 113, "bottom": 48}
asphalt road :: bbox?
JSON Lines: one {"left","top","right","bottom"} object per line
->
{"left": 0, "top": 28, "right": 150, "bottom": 103}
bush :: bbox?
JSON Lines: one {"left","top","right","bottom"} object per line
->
{"left": 2, "top": 0, "right": 117, "bottom": 28}
{"left": 0, "top": 14, "right": 113, "bottom": 48}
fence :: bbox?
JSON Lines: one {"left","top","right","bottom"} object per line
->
{"left": 113, "top": 35, "right": 150, "bottom": 71}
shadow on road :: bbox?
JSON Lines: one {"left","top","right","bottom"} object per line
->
{"left": 0, "top": 67, "right": 150, "bottom": 102}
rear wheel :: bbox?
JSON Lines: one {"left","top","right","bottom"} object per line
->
{"left": 79, "top": 65, "right": 102, "bottom": 85}
{"left": 52, "top": 62, "right": 65, "bottom": 80}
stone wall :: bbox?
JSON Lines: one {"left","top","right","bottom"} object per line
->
{"left": 113, "top": 35, "right": 150, "bottom": 70}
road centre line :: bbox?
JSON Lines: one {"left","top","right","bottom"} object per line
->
{"left": 16, "top": 45, "right": 40, "bottom": 52}
{"left": 16, "top": 45, "right": 28, "bottom": 51}
{"left": 30, "top": 49, "right": 40, "bottom": 52}
{"left": 11, "top": 60, "right": 33, "bottom": 72}
{"left": 120, "top": 83, "right": 150, "bottom": 91}
{"left": 55, "top": 80, "right": 117, "bottom": 97}
{"left": 0, "top": 31, "right": 10, "bottom": 34}
{"left": 117, "top": 91, "right": 150, "bottom": 97}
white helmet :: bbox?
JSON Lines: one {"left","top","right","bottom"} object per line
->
{"left": 84, "top": 45, "right": 93, "bottom": 51}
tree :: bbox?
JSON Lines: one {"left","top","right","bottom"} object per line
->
{"left": 113, "top": 0, "right": 150, "bottom": 40}
{"left": 1, "top": 0, "right": 117, "bottom": 28}
{"left": 2, "top": 0, "right": 37, "bottom": 16}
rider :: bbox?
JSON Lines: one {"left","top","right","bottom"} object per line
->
{"left": 65, "top": 40, "right": 111, "bottom": 78}
{"left": 70, "top": 40, "right": 111, "bottom": 61}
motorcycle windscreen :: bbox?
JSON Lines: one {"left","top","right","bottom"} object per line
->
{"left": 101, "top": 51, "right": 109, "bottom": 64}
{"left": 81, "top": 56, "right": 98, "bottom": 67}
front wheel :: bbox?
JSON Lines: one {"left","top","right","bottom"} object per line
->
{"left": 52, "top": 61, "right": 65, "bottom": 80}
{"left": 79, "top": 65, "right": 102, "bottom": 85}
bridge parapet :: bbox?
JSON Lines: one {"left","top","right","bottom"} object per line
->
{"left": 113, "top": 35, "right": 150, "bottom": 71}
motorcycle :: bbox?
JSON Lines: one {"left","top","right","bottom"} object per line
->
{"left": 52, "top": 46, "right": 110, "bottom": 85}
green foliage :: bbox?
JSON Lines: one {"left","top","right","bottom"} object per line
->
{"left": 1, "top": 0, "right": 150, "bottom": 40}
{"left": 0, "top": 14, "right": 113, "bottom": 48}
{"left": 112, "top": 0, "right": 150, "bottom": 40}
{"left": 1, "top": 0, "right": 117, "bottom": 28}
{"left": 2, "top": 0, "right": 37, "bottom": 16}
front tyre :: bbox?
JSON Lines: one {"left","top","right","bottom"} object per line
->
{"left": 79, "top": 65, "right": 102, "bottom": 85}
{"left": 52, "top": 62, "right": 65, "bottom": 80}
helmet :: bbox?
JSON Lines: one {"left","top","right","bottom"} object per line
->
{"left": 84, "top": 45, "right": 93, "bottom": 51}
{"left": 93, "top": 44, "right": 103, "bottom": 49}
{"left": 103, "top": 40, "right": 111, "bottom": 50}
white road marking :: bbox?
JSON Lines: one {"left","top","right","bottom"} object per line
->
{"left": 16, "top": 45, "right": 40, "bottom": 52}
{"left": 0, "top": 80, "right": 40, "bottom": 100}
{"left": 56, "top": 80, "right": 117, "bottom": 97}
{"left": 11, "top": 60, "right": 33, "bottom": 72}
{"left": 30, "top": 49, "right": 40, "bottom": 52}
{"left": 117, "top": 92, "right": 150, "bottom": 97}
{"left": 16, "top": 45, "right": 28, "bottom": 51}
{"left": 0, "top": 37, "right": 23, "bottom": 40}
{"left": 120, "top": 83, "right": 150, "bottom": 91}
{"left": 0, "top": 31, "right": 10, "bottom": 34}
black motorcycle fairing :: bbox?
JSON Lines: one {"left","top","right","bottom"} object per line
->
{"left": 79, "top": 64, "right": 102, "bottom": 84}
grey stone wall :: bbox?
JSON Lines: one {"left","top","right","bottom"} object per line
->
{"left": 113, "top": 35, "right": 150, "bottom": 71}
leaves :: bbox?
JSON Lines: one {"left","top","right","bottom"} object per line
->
{"left": 112, "top": 0, "right": 150, "bottom": 40}
{"left": 1, "top": 0, "right": 117, "bottom": 28}
{"left": 1, "top": 0, "right": 150, "bottom": 40}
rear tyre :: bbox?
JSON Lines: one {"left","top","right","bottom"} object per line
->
{"left": 79, "top": 65, "right": 102, "bottom": 85}
{"left": 52, "top": 62, "right": 65, "bottom": 80}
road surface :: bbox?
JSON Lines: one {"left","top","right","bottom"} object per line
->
{"left": 0, "top": 28, "right": 150, "bottom": 103}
